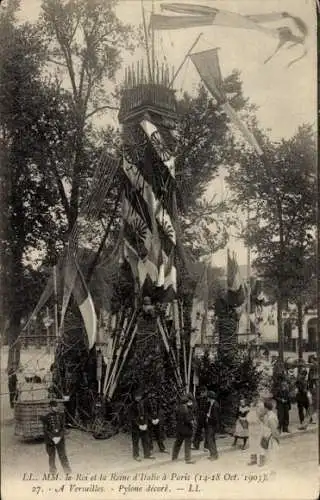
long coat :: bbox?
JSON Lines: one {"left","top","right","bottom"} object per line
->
{"left": 176, "top": 404, "right": 194, "bottom": 437}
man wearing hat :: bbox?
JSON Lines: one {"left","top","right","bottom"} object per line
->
{"left": 172, "top": 393, "right": 195, "bottom": 464}
{"left": 129, "top": 389, "right": 154, "bottom": 461}
{"left": 146, "top": 389, "right": 167, "bottom": 453}
{"left": 205, "top": 391, "right": 220, "bottom": 460}
{"left": 192, "top": 386, "right": 209, "bottom": 450}
{"left": 40, "top": 399, "right": 72, "bottom": 474}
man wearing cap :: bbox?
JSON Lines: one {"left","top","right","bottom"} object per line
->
{"left": 129, "top": 390, "right": 155, "bottom": 462}
{"left": 40, "top": 399, "right": 72, "bottom": 474}
{"left": 205, "top": 391, "right": 220, "bottom": 460}
{"left": 172, "top": 393, "right": 195, "bottom": 464}
{"left": 192, "top": 386, "right": 209, "bottom": 450}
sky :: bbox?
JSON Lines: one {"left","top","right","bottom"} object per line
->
{"left": 16, "top": 0, "right": 317, "bottom": 268}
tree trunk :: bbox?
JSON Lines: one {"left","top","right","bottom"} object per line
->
{"left": 297, "top": 298, "right": 304, "bottom": 362}
{"left": 277, "top": 300, "right": 284, "bottom": 362}
{"left": 7, "top": 313, "right": 22, "bottom": 372}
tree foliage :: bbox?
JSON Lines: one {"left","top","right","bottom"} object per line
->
{"left": 39, "top": 0, "right": 135, "bottom": 229}
{"left": 194, "top": 349, "right": 261, "bottom": 431}
{"left": 226, "top": 124, "right": 317, "bottom": 356}
{"left": 227, "top": 124, "right": 316, "bottom": 301}
{"left": 0, "top": 7, "right": 71, "bottom": 340}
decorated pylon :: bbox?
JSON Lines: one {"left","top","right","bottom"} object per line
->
{"left": 118, "top": 61, "right": 178, "bottom": 304}
{"left": 104, "top": 61, "right": 183, "bottom": 424}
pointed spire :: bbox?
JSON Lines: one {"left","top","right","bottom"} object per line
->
{"left": 127, "top": 67, "right": 132, "bottom": 88}
{"left": 132, "top": 63, "right": 136, "bottom": 87}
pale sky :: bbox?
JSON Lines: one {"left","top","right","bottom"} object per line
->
{"left": 17, "top": 0, "right": 317, "bottom": 267}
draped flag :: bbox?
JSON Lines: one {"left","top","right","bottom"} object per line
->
{"left": 227, "top": 250, "right": 245, "bottom": 305}
{"left": 122, "top": 189, "right": 159, "bottom": 288}
{"left": 62, "top": 249, "right": 97, "bottom": 349}
{"left": 121, "top": 110, "right": 178, "bottom": 298}
{"left": 150, "top": 4, "right": 308, "bottom": 67}
{"left": 190, "top": 264, "right": 209, "bottom": 346}
{"left": 157, "top": 248, "right": 177, "bottom": 302}
{"left": 190, "top": 48, "right": 263, "bottom": 156}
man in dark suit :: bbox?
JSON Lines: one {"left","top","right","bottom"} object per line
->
{"left": 40, "top": 399, "right": 72, "bottom": 474}
{"left": 192, "top": 386, "right": 208, "bottom": 450}
{"left": 146, "top": 390, "right": 167, "bottom": 453}
{"left": 129, "top": 390, "right": 155, "bottom": 462}
{"left": 275, "top": 381, "right": 291, "bottom": 433}
{"left": 172, "top": 394, "right": 195, "bottom": 464}
{"left": 205, "top": 391, "right": 220, "bottom": 460}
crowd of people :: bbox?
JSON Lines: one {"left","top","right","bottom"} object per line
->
{"left": 37, "top": 355, "right": 318, "bottom": 474}
{"left": 272, "top": 355, "right": 318, "bottom": 431}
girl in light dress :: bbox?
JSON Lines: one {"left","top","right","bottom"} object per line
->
{"left": 247, "top": 399, "right": 280, "bottom": 467}
{"left": 259, "top": 400, "right": 280, "bottom": 467}
{"left": 232, "top": 398, "right": 250, "bottom": 449}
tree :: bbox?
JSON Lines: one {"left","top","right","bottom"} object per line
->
{"left": 39, "top": 0, "right": 135, "bottom": 230}
{"left": 227, "top": 124, "right": 317, "bottom": 361}
{"left": 0, "top": 6, "right": 75, "bottom": 360}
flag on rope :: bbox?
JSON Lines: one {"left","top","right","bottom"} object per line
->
{"left": 190, "top": 263, "right": 209, "bottom": 347}
{"left": 189, "top": 48, "right": 224, "bottom": 101}
{"left": 189, "top": 48, "right": 263, "bottom": 156}
{"left": 61, "top": 248, "right": 97, "bottom": 349}
{"left": 150, "top": 4, "right": 308, "bottom": 67}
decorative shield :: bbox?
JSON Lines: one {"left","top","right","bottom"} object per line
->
{"left": 150, "top": 131, "right": 172, "bottom": 162}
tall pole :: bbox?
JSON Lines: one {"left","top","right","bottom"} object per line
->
{"left": 246, "top": 207, "right": 251, "bottom": 345}
{"left": 141, "top": 0, "right": 152, "bottom": 81}
{"left": 53, "top": 265, "right": 59, "bottom": 340}
{"left": 151, "top": 0, "right": 155, "bottom": 81}
{"left": 169, "top": 33, "right": 203, "bottom": 88}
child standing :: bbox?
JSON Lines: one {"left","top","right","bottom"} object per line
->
{"left": 40, "top": 399, "right": 72, "bottom": 475}
{"left": 258, "top": 400, "right": 280, "bottom": 467}
{"left": 232, "top": 398, "right": 250, "bottom": 450}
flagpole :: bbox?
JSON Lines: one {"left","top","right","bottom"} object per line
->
{"left": 151, "top": 0, "right": 155, "bottom": 81}
{"left": 246, "top": 206, "right": 251, "bottom": 345}
{"left": 180, "top": 300, "right": 188, "bottom": 388}
{"left": 169, "top": 33, "right": 203, "bottom": 88}
{"left": 141, "top": 0, "right": 152, "bottom": 81}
